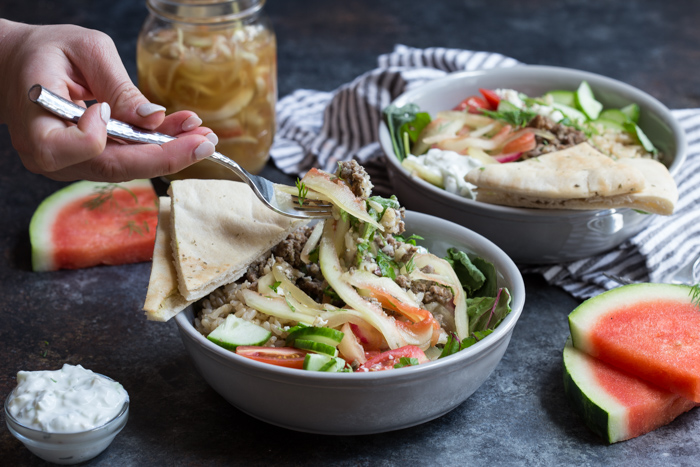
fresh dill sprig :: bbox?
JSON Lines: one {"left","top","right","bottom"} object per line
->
{"left": 121, "top": 220, "right": 149, "bottom": 237}
{"left": 295, "top": 179, "right": 308, "bottom": 206}
{"left": 690, "top": 284, "right": 700, "bottom": 309}
{"left": 83, "top": 184, "right": 138, "bottom": 210}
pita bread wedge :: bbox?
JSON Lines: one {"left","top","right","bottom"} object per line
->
{"left": 169, "top": 180, "right": 308, "bottom": 301}
{"left": 143, "top": 197, "right": 193, "bottom": 322}
{"left": 466, "top": 143, "right": 678, "bottom": 215}
{"left": 465, "top": 143, "right": 646, "bottom": 199}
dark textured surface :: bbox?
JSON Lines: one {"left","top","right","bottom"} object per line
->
{"left": 1, "top": 1, "right": 699, "bottom": 465}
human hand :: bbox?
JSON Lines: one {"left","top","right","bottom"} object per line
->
{"left": 0, "top": 20, "right": 218, "bottom": 182}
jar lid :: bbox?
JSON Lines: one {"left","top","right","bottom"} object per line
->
{"left": 146, "top": 0, "right": 265, "bottom": 23}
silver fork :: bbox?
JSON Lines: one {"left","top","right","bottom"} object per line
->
{"left": 28, "top": 84, "right": 332, "bottom": 219}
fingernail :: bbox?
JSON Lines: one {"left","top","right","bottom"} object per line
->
{"left": 100, "top": 103, "right": 111, "bottom": 125}
{"left": 194, "top": 141, "right": 215, "bottom": 160}
{"left": 182, "top": 115, "right": 203, "bottom": 131}
{"left": 205, "top": 132, "right": 219, "bottom": 145}
{"left": 137, "top": 102, "right": 166, "bottom": 117}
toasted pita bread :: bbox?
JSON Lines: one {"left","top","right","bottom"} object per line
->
{"left": 169, "top": 180, "right": 308, "bottom": 301}
{"left": 466, "top": 143, "right": 678, "bottom": 215}
{"left": 143, "top": 197, "right": 193, "bottom": 322}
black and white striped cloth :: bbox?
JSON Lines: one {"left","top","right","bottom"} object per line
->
{"left": 269, "top": 45, "right": 700, "bottom": 299}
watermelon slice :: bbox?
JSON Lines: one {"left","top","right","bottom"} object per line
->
{"left": 563, "top": 337, "right": 697, "bottom": 443}
{"left": 569, "top": 283, "right": 700, "bottom": 402}
{"left": 30, "top": 179, "right": 159, "bottom": 271}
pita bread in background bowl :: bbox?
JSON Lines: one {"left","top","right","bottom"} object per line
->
{"left": 465, "top": 143, "right": 678, "bottom": 215}
{"left": 379, "top": 65, "right": 686, "bottom": 264}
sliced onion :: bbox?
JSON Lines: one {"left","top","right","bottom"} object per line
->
{"left": 300, "top": 221, "right": 324, "bottom": 264}
{"left": 494, "top": 152, "right": 522, "bottom": 163}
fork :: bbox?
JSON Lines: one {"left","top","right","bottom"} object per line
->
{"left": 28, "top": 85, "right": 333, "bottom": 219}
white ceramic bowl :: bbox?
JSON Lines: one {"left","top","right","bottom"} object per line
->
{"left": 4, "top": 376, "right": 129, "bottom": 465}
{"left": 379, "top": 66, "right": 687, "bottom": 264}
{"left": 174, "top": 211, "right": 526, "bottom": 435}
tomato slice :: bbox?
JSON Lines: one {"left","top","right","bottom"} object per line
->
{"left": 453, "top": 95, "right": 490, "bottom": 113}
{"left": 356, "top": 345, "right": 429, "bottom": 372}
{"left": 479, "top": 88, "right": 501, "bottom": 110}
{"left": 500, "top": 132, "right": 536, "bottom": 155}
{"left": 235, "top": 346, "right": 308, "bottom": 369}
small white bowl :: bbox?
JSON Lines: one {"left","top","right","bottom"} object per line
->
{"left": 379, "top": 66, "right": 686, "bottom": 264}
{"left": 4, "top": 376, "right": 129, "bottom": 465}
{"left": 174, "top": 210, "right": 526, "bottom": 435}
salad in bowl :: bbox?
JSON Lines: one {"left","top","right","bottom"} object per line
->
{"left": 384, "top": 80, "right": 676, "bottom": 216}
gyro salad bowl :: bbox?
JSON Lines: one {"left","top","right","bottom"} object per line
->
{"left": 143, "top": 162, "right": 525, "bottom": 434}
{"left": 379, "top": 66, "right": 686, "bottom": 264}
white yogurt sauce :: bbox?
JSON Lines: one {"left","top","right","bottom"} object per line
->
{"left": 405, "top": 148, "right": 482, "bottom": 198}
{"left": 7, "top": 364, "right": 128, "bottom": 433}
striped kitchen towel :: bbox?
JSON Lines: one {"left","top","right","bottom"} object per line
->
{"left": 269, "top": 44, "right": 700, "bottom": 299}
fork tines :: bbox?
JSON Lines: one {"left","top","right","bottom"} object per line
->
{"left": 291, "top": 196, "right": 333, "bottom": 217}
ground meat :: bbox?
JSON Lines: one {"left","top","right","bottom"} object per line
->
{"left": 424, "top": 285, "right": 454, "bottom": 306}
{"left": 271, "top": 226, "right": 313, "bottom": 270}
{"left": 522, "top": 115, "right": 588, "bottom": 159}
{"left": 410, "top": 280, "right": 454, "bottom": 306}
{"left": 297, "top": 276, "right": 326, "bottom": 303}
{"left": 245, "top": 253, "right": 273, "bottom": 283}
{"left": 395, "top": 274, "right": 410, "bottom": 289}
{"left": 337, "top": 160, "right": 373, "bottom": 198}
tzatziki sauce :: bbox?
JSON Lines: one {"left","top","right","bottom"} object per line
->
{"left": 6, "top": 364, "right": 128, "bottom": 433}
{"left": 405, "top": 148, "right": 483, "bottom": 198}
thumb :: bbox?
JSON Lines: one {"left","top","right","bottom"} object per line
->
{"left": 65, "top": 29, "right": 166, "bottom": 130}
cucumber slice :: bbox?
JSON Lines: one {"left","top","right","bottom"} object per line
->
{"left": 303, "top": 353, "right": 348, "bottom": 372}
{"left": 575, "top": 81, "right": 603, "bottom": 120}
{"left": 545, "top": 90, "right": 576, "bottom": 107}
{"left": 320, "top": 357, "right": 347, "bottom": 372}
{"left": 592, "top": 118, "right": 625, "bottom": 132}
{"left": 598, "top": 109, "right": 629, "bottom": 124}
{"left": 207, "top": 315, "right": 271, "bottom": 351}
{"left": 304, "top": 353, "right": 333, "bottom": 371}
{"left": 286, "top": 326, "right": 345, "bottom": 347}
{"left": 620, "top": 103, "right": 640, "bottom": 123}
{"left": 293, "top": 339, "right": 338, "bottom": 357}
{"left": 623, "top": 122, "right": 656, "bottom": 152}
{"left": 550, "top": 102, "right": 588, "bottom": 123}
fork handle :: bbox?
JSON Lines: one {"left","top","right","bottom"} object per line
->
{"left": 28, "top": 84, "right": 250, "bottom": 179}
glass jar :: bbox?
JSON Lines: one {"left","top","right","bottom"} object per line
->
{"left": 137, "top": 0, "right": 277, "bottom": 179}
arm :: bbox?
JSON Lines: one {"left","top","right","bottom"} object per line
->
{"left": 0, "top": 19, "right": 217, "bottom": 182}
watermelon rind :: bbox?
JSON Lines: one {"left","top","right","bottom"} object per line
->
{"left": 563, "top": 336, "right": 697, "bottom": 444}
{"left": 563, "top": 337, "right": 629, "bottom": 443}
{"left": 29, "top": 179, "right": 154, "bottom": 272}
{"left": 568, "top": 282, "right": 694, "bottom": 356}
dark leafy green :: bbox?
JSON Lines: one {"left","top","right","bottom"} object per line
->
{"left": 467, "top": 288, "right": 512, "bottom": 334}
{"left": 383, "top": 104, "right": 431, "bottom": 161}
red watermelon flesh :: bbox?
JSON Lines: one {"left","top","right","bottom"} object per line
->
{"left": 569, "top": 283, "right": 700, "bottom": 403}
{"left": 30, "top": 180, "right": 158, "bottom": 271}
{"left": 563, "top": 338, "right": 697, "bottom": 443}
